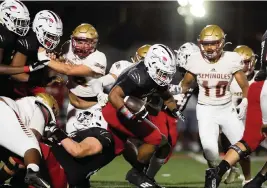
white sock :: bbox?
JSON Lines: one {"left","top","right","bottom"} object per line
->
{"left": 27, "top": 164, "right": 39, "bottom": 172}
{"left": 146, "top": 156, "right": 165, "bottom": 179}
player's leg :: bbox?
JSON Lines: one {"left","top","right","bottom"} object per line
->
{"left": 0, "top": 102, "right": 50, "bottom": 188}
{"left": 197, "top": 104, "right": 220, "bottom": 168}
{"left": 205, "top": 81, "right": 264, "bottom": 188}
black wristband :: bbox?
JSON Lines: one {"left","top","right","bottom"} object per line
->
{"left": 53, "top": 128, "right": 68, "bottom": 142}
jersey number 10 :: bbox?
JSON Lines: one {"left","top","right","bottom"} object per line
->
{"left": 202, "top": 80, "right": 228, "bottom": 97}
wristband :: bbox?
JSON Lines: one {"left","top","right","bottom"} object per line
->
{"left": 119, "top": 106, "right": 134, "bottom": 119}
{"left": 53, "top": 128, "right": 68, "bottom": 142}
{"left": 24, "top": 66, "right": 30, "bottom": 73}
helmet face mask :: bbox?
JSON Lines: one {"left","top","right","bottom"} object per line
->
{"left": 32, "top": 10, "right": 63, "bottom": 50}
{"left": 144, "top": 44, "right": 176, "bottom": 86}
{"left": 0, "top": 0, "right": 30, "bottom": 36}
{"left": 234, "top": 45, "right": 256, "bottom": 76}
{"left": 71, "top": 23, "right": 98, "bottom": 59}
{"left": 198, "top": 25, "right": 225, "bottom": 61}
{"left": 71, "top": 37, "right": 97, "bottom": 59}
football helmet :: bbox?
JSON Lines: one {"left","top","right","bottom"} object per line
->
{"left": 234, "top": 45, "right": 257, "bottom": 76}
{"left": 32, "top": 10, "right": 63, "bottom": 50}
{"left": 35, "top": 93, "right": 59, "bottom": 118}
{"left": 71, "top": 23, "right": 98, "bottom": 59}
{"left": 0, "top": 0, "right": 30, "bottom": 36}
{"left": 198, "top": 25, "right": 225, "bottom": 60}
{"left": 175, "top": 42, "right": 200, "bottom": 67}
{"left": 131, "top": 44, "right": 151, "bottom": 63}
{"left": 144, "top": 44, "right": 176, "bottom": 86}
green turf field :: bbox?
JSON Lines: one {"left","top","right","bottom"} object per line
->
{"left": 90, "top": 152, "right": 267, "bottom": 188}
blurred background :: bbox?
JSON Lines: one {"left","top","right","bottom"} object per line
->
{"left": 23, "top": 0, "right": 267, "bottom": 153}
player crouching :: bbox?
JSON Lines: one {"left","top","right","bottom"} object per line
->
{"left": 0, "top": 93, "right": 59, "bottom": 188}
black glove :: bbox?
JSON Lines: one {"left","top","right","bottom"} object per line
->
{"left": 29, "top": 60, "right": 50, "bottom": 72}
{"left": 255, "top": 68, "right": 267, "bottom": 81}
{"left": 171, "top": 108, "right": 186, "bottom": 122}
{"left": 44, "top": 123, "right": 68, "bottom": 143}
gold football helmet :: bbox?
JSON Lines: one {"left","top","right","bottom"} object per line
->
{"left": 131, "top": 44, "right": 151, "bottom": 63}
{"left": 35, "top": 93, "right": 59, "bottom": 117}
{"left": 198, "top": 25, "right": 225, "bottom": 61}
{"left": 234, "top": 45, "right": 257, "bottom": 76}
{"left": 71, "top": 23, "right": 98, "bottom": 59}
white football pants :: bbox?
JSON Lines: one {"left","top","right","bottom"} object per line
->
{"left": 197, "top": 102, "right": 244, "bottom": 165}
{"left": 0, "top": 101, "right": 41, "bottom": 157}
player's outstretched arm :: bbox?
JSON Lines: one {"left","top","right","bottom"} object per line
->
{"left": 181, "top": 71, "right": 195, "bottom": 93}
{"left": 234, "top": 70, "right": 249, "bottom": 98}
{"left": 108, "top": 85, "right": 126, "bottom": 110}
{"left": 61, "top": 137, "right": 103, "bottom": 158}
{"left": 10, "top": 52, "right": 29, "bottom": 82}
{"left": 0, "top": 64, "right": 31, "bottom": 75}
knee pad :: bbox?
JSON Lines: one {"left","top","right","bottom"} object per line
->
{"left": 229, "top": 140, "right": 251, "bottom": 159}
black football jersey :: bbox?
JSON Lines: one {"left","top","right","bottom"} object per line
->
{"left": 8, "top": 31, "right": 49, "bottom": 99}
{"left": 51, "top": 127, "right": 115, "bottom": 186}
{"left": 114, "top": 62, "right": 168, "bottom": 99}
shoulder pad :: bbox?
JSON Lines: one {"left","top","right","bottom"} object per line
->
{"left": 16, "top": 33, "right": 39, "bottom": 54}
{"left": 0, "top": 30, "right": 16, "bottom": 48}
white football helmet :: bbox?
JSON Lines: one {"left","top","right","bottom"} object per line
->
{"left": 0, "top": 0, "right": 30, "bottom": 36}
{"left": 175, "top": 42, "right": 199, "bottom": 68}
{"left": 32, "top": 10, "right": 63, "bottom": 50}
{"left": 144, "top": 44, "right": 176, "bottom": 86}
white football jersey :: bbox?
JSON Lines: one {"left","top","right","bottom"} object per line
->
{"left": 109, "top": 60, "right": 133, "bottom": 77}
{"left": 63, "top": 40, "right": 107, "bottom": 98}
{"left": 1, "top": 96, "right": 45, "bottom": 135}
{"left": 230, "top": 71, "right": 258, "bottom": 106}
{"left": 185, "top": 51, "right": 243, "bottom": 105}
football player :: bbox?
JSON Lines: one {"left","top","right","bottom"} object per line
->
{"left": 1, "top": 102, "right": 116, "bottom": 188}
{"left": 36, "top": 23, "right": 107, "bottom": 134}
{"left": 8, "top": 10, "right": 63, "bottom": 99}
{"left": 102, "top": 44, "right": 184, "bottom": 188}
{"left": 0, "top": 0, "right": 30, "bottom": 96}
{"left": 178, "top": 25, "right": 249, "bottom": 184}
{"left": 223, "top": 45, "right": 257, "bottom": 185}
{"left": 0, "top": 93, "right": 59, "bottom": 188}
{"left": 204, "top": 30, "right": 267, "bottom": 188}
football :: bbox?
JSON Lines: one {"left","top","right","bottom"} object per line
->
{"left": 124, "top": 96, "right": 146, "bottom": 113}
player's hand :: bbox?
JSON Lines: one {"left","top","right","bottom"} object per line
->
{"left": 38, "top": 48, "right": 51, "bottom": 62}
{"left": 172, "top": 108, "right": 186, "bottom": 122}
{"left": 97, "top": 92, "right": 108, "bottom": 107}
{"left": 169, "top": 84, "right": 182, "bottom": 95}
{"left": 132, "top": 106, "right": 149, "bottom": 122}
{"left": 44, "top": 123, "right": 67, "bottom": 143}
{"left": 28, "top": 60, "right": 50, "bottom": 72}
{"left": 255, "top": 68, "right": 267, "bottom": 81}
{"left": 47, "top": 52, "right": 57, "bottom": 60}
{"left": 236, "top": 98, "right": 248, "bottom": 120}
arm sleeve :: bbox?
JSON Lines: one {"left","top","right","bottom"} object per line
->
{"left": 260, "top": 31, "right": 267, "bottom": 71}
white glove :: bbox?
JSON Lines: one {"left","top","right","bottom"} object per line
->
{"left": 28, "top": 60, "right": 50, "bottom": 72}
{"left": 38, "top": 49, "right": 51, "bottom": 62}
{"left": 97, "top": 92, "right": 108, "bottom": 107}
{"left": 169, "top": 84, "right": 182, "bottom": 95}
{"left": 236, "top": 98, "right": 248, "bottom": 120}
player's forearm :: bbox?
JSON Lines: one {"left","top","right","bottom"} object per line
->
{"left": 241, "top": 86, "right": 248, "bottom": 98}
{"left": 48, "top": 60, "right": 73, "bottom": 75}
{"left": 61, "top": 138, "right": 85, "bottom": 158}
{"left": 98, "top": 73, "right": 116, "bottom": 87}
{"left": 108, "top": 86, "right": 125, "bottom": 110}
{"left": 11, "top": 73, "right": 29, "bottom": 82}
{"left": 0, "top": 65, "right": 28, "bottom": 75}
{"left": 164, "top": 97, "right": 177, "bottom": 111}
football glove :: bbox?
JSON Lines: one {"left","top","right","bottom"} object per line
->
{"left": 236, "top": 98, "right": 248, "bottom": 120}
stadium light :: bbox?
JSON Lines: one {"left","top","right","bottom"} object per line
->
{"left": 177, "top": 0, "right": 188, "bottom": 7}
{"left": 188, "top": 0, "right": 204, "bottom": 6}
{"left": 177, "top": 6, "right": 188, "bottom": 16}
{"left": 190, "top": 4, "right": 206, "bottom": 18}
